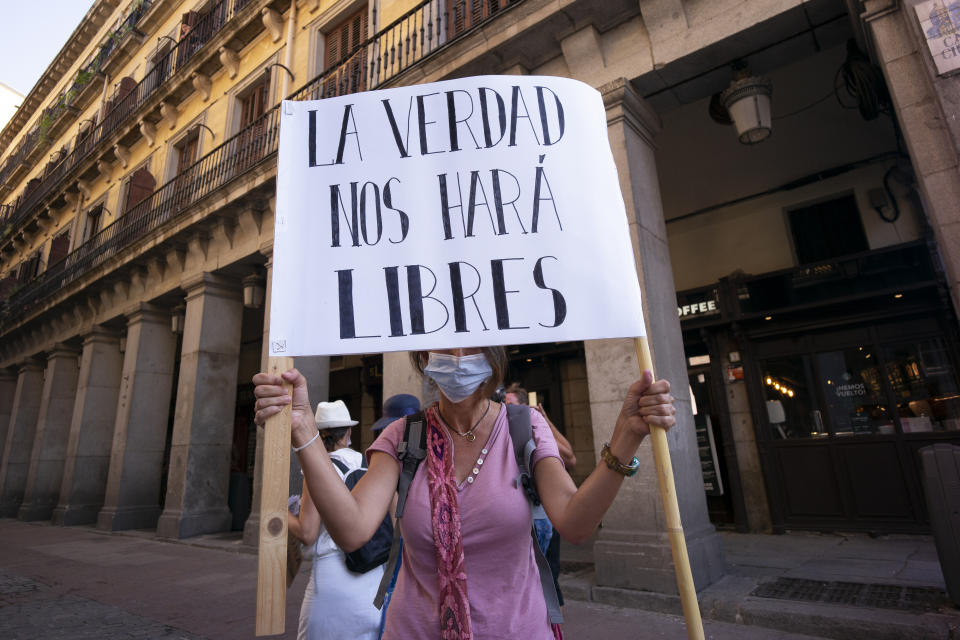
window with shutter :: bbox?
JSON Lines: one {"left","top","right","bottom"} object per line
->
{"left": 18, "top": 253, "right": 41, "bottom": 283}
{"left": 124, "top": 167, "right": 156, "bottom": 214}
{"left": 83, "top": 204, "right": 104, "bottom": 243}
{"left": 48, "top": 230, "right": 70, "bottom": 266}
{"left": 0, "top": 274, "right": 16, "bottom": 298}
{"left": 323, "top": 6, "right": 368, "bottom": 97}
{"left": 180, "top": 11, "right": 199, "bottom": 39}
{"left": 447, "top": 0, "right": 506, "bottom": 39}
{"left": 234, "top": 74, "right": 271, "bottom": 173}
{"left": 177, "top": 134, "right": 199, "bottom": 175}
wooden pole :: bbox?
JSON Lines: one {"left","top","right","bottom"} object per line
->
{"left": 256, "top": 355, "right": 295, "bottom": 636}
{"left": 633, "top": 336, "right": 705, "bottom": 640}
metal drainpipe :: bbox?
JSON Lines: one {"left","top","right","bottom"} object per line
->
{"left": 281, "top": 2, "right": 297, "bottom": 98}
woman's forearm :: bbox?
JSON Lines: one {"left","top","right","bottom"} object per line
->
{"left": 542, "top": 430, "right": 645, "bottom": 544}
{"left": 296, "top": 444, "right": 397, "bottom": 551}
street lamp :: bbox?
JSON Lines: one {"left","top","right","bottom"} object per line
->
{"left": 243, "top": 273, "right": 266, "bottom": 309}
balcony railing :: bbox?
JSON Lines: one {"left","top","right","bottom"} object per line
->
{"left": 0, "top": 0, "right": 527, "bottom": 331}
{"left": 0, "top": 0, "right": 248, "bottom": 246}
{"left": 0, "top": 0, "right": 155, "bottom": 190}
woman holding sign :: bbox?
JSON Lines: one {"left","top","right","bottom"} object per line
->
{"left": 253, "top": 347, "right": 675, "bottom": 639}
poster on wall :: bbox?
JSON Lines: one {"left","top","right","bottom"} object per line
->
{"left": 915, "top": 1, "right": 960, "bottom": 76}
{"left": 270, "top": 75, "right": 645, "bottom": 357}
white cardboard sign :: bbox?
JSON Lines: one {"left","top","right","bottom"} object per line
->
{"left": 270, "top": 76, "right": 644, "bottom": 357}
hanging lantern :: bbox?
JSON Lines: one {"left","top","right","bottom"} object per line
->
{"left": 719, "top": 74, "right": 773, "bottom": 145}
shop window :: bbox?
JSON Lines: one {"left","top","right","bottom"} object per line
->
{"left": 762, "top": 355, "right": 820, "bottom": 439}
{"left": 123, "top": 166, "right": 156, "bottom": 214}
{"left": 48, "top": 230, "right": 70, "bottom": 266}
{"left": 884, "top": 338, "right": 960, "bottom": 432}
{"left": 788, "top": 194, "right": 868, "bottom": 264}
{"left": 815, "top": 348, "right": 891, "bottom": 436}
{"left": 82, "top": 203, "right": 104, "bottom": 243}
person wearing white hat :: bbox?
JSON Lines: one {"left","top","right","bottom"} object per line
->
{"left": 288, "top": 399, "right": 383, "bottom": 640}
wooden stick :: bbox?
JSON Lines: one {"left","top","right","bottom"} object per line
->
{"left": 256, "top": 355, "right": 295, "bottom": 636}
{"left": 634, "top": 337, "right": 705, "bottom": 640}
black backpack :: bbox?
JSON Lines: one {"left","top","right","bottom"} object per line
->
{"left": 330, "top": 457, "right": 394, "bottom": 574}
{"left": 372, "top": 405, "right": 562, "bottom": 624}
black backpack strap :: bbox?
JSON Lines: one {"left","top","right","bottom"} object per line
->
{"left": 375, "top": 411, "right": 427, "bottom": 610}
{"left": 330, "top": 457, "right": 349, "bottom": 476}
{"left": 505, "top": 404, "right": 563, "bottom": 625}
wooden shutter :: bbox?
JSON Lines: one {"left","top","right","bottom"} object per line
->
{"left": 48, "top": 231, "right": 70, "bottom": 266}
{"left": 448, "top": 0, "right": 496, "bottom": 39}
{"left": 18, "top": 253, "right": 40, "bottom": 283}
{"left": 124, "top": 167, "right": 156, "bottom": 214}
{"left": 117, "top": 76, "right": 137, "bottom": 101}
{"left": 0, "top": 274, "right": 16, "bottom": 298}
{"left": 180, "top": 11, "right": 199, "bottom": 39}
{"left": 24, "top": 178, "right": 41, "bottom": 197}
{"left": 239, "top": 77, "right": 269, "bottom": 128}
{"left": 83, "top": 205, "right": 102, "bottom": 242}
{"left": 177, "top": 135, "right": 199, "bottom": 174}
{"left": 323, "top": 6, "right": 368, "bottom": 96}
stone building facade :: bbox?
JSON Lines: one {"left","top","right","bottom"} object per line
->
{"left": 0, "top": 0, "right": 958, "bottom": 598}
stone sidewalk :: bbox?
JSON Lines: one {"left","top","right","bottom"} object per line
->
{"left": 0, "top": 519, "right": 823, "bottom": 639}
{"left": 561, "top": 531, "right": 960, "bottom": 640}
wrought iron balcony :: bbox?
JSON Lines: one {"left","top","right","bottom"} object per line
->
{"left": 0, "top": 0, "right": 249, "bottom": 248}
{"left": 0, "top": 0, "right": 155, "bottom": 192}
{"left": 0, "top": 0, "right": 528, "bottom": 331}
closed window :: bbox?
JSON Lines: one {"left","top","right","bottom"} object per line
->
{"left": 788, "top": 195, "right": 868, "bottom": 264}
{"left": 48, "top": 230, "right": 70, "bottom": 266}
{"left": 123, "top": 167, "right": 156, "bottom": 214}
{"left": 82, "top": 203, "right": 104, "bottom": 243}
{"left": 322, "top": 6, "right": 368, "bottom": 96}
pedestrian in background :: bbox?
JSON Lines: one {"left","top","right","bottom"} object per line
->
{"left": 370, "top": 393, "right": 420, "bottom": 639}
{"left": 288, "top": 400, "right": 383, "bottom": 640}
{"left": 503, "top": 382, "right": 576, "bottom": 614}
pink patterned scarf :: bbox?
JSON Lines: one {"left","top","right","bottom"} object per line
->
{"left": 425, "top": 405, "right": 472, "bottom": 639}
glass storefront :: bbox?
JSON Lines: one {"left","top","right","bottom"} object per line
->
{"left": 760, "top": 339, "right": 960, "bottom": 441}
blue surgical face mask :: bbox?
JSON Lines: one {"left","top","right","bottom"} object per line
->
{"left": 423, "top": 352, "right": 492, "bottom": 403}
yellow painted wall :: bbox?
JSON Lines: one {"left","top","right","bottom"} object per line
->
{"left": 1, "top": 0, "right": 429, "bottom": 280}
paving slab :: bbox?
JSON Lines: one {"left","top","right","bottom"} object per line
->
{"left": 560, "top": 530, "right": 960, "bottom": 640}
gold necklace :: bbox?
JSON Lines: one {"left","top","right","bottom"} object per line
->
{"left": 442, "top": 400, "right": 490, "bottom": 442}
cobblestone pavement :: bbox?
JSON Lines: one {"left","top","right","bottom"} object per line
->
{"left": 0, "top": 570, "right": 205, "bottom": 639}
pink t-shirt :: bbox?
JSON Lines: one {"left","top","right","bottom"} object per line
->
{"left": 368, "top": 404, "right": 562, "bottom": 640}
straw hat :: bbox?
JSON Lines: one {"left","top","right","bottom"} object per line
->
{"left": 314, "top": 400, "right": 358, "bottom": 429}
